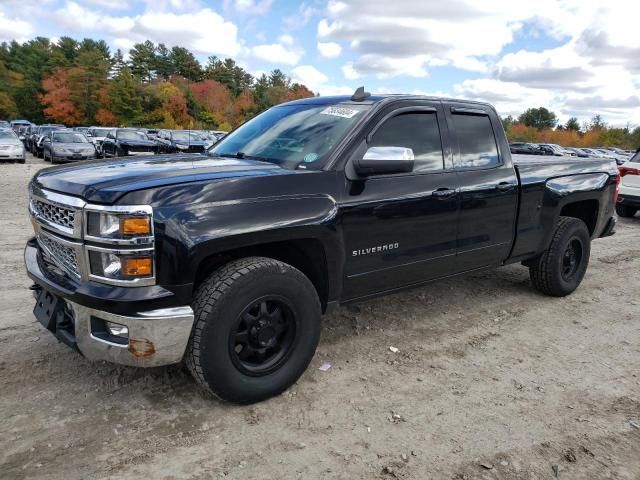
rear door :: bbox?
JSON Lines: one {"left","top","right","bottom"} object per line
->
{"left": 340, "top": 100, "right": 460, "bottom": 300}
{"left": 446, "top": 103, "right": 518, "bottom": 269}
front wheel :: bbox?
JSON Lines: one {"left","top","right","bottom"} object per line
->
{"left": 186, "top": 257, "right": 321, "bottom": 404}
{"left": 616, "top": 204, "right": 637, "bottom": 218}
{"left": 529, "top": 216, "right": 591, "bottom": 297}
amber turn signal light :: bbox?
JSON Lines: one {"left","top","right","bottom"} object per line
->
{"left": 122, "top": 257, "right": 153, "bottom": 276}
{"left": 120, "top": 217, "right": 150, "bottom": 235}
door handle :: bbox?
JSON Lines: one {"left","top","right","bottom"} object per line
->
{"left": 496, "top": 182, "right": 516, "bottom": 192}
{"left": 432, "top": 188, "right": 456, "bottom": 198}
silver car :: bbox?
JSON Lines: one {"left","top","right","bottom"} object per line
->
{"left": 0, "top": 128, "right": 26, "bottom": 163}
{"left": 42, "top": 130, "right": 97, "bottom": 164}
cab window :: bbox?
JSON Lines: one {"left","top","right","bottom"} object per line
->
{"left": 369, "top": 111, "right": 444, "bottom": 172}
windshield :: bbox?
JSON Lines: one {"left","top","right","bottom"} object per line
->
{"left": 39, "top": 127, "right": 59, "bottom": 136}
{"left": 208, "top": 103, "right": 369, "bottom": 169}
{"left": 630, "top": 151, "right": 640, "bottom": 163}
{"left": 118, "top": 130, "right": 148, "bottom": 140}
{"left": 172, "top": 131, "right": 202, "bottom": 142}
{"left": 91, "top": 128, "right": 111, "bottom": 137}
{"left": 53, "top": 132, "right": 88, "bottom": 143}
{"left": 0, "top": 130, "right": 17, "bottom": 140}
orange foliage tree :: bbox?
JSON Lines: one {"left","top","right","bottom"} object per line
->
{"left": 41, "top": 68, "right": 84, "bottom": 124}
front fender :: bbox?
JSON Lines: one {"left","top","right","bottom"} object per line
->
{"left": 155, "top": 194, "right": 343, "bottom": 298}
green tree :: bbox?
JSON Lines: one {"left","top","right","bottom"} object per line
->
{"left": 168, "top": 46, "right": 202, "bottom": 81}
{"left": 68, "top": 49, "right": 110, "bottom": 123}
{"left": 154, "top": 43, "right": 172, "bottom": 80}
{"left": 110, "top": 67, "right": 142, "bottom": 124}
{"left": 129, "top": 41, "right": 157, "bottom": 82}
{"left": 501, "top": 115, "right": 515, "bottom": 130}
{"left": 565, "top": 117, "right": 580, "bottom": 131}
{"left": 517, "top": 107, "right": 557, "bottom": 130}
{"left": 204, "top": 57, "right": 253, "bottom": 96}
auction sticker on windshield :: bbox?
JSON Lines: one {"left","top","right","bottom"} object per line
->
{"left": 320, "top": 106, "right": 360, "bottom": 119}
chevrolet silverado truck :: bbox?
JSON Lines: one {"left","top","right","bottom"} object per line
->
{"left": 25, "top": 89, "right": 618, "bottom": 404}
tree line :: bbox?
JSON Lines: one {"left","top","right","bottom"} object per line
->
{"left": 0, "top": 37, "right": 315, "bottom": 130}
{"left": 503, "top": 107, "right": 640, "bottom": 149}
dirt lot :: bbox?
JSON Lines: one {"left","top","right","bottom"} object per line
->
{"left": 1, "top": 154, "right": 639, "bottom": 480}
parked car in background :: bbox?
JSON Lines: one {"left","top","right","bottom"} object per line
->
{"left": 17, "top": 126, "right": 30, "bottom": 146}
{"left": 31, "top": 124, "right": 65, "bottom": 157}
{"left": 156, "top": 129, "right": 208, "bottom": 153}
{"left": 145, "top": 128, "right": 160, "bottom": 140}
{"left": 0, "top": 120, "right": 10, "bottom": 128}
{"left": 195, "top": 131, "right": 219, "bottom": 149}
{"left": 42, "top": 130, "right": 97, "bottom": 164}
{"left": 101, "top": 128, "right": 159, "bottom": 157}
{"left": 616, "top": 149, "right": 640, "bottom": 218}
{"left": 73, "top": 127, "right": 90, "bottom": 135}
{"left": 0, "top": 128, "right": 26, "bottom": 163}
{"left": 10, "top": 119, "right": 31, "bottom": 133}
{"left": 564, "top": 147, "right": 589, "bottom": 158}
{"left": 509, "top": 142, "right": 541, "bottom": 155}
{"left": 87, "top": 127, "right": 112, "bottom": 157}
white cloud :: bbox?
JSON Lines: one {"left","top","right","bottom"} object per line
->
{"left": 291, "top": 65, "right": 328, "bottom": 89}
{"left": 50, "top": 3, "right": 242, "bottom": 57}
{"left": 317, "top": 41, "right": 341, "bottom": 58}
{"left": 342, "top": 64, "right": 360, "bottom": 81}
{"left": 251, "top": 42, "right": 303, "bottom": 66}
{"left": 283, "top": 3, "right": 318, "bottom": 30}
{"left": 0, "top": 11, "right": 34, "bottom": 42}
{"left": 228, "top": 0, "right": 274, "bottom": 15}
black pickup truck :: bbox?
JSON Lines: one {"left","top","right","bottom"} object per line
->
{"left": 25, "top": 89, "right": 618, "bottom": 404}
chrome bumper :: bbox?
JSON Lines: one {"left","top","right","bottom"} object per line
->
{"left": 69, "top": 302, "right": 195, "bottom": 367}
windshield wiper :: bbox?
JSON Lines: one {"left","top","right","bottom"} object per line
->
{"left": 217, "top": 152, "right": 278, "bottom": 165}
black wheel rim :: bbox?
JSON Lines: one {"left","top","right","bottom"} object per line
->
{"left": 229, "top": 296, "right": 297, "bottom": 376}
{"left": 561, "top": 237, "right": 583, "bottom": 281}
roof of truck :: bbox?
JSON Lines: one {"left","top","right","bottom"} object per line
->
{"left": 282, "top": 94, "right": 494, "bottom": 109}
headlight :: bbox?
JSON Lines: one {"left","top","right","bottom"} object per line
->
{"left": 87, "top": 249, "right": 154, "bottom": 283}
{"left": 86, "top": 210, "right": 153, "bottom": 242}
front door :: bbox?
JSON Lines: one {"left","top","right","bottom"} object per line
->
{"left": 339, "top": 101, "right": 460, "bottom": 300}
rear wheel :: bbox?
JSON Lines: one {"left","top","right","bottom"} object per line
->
{"left": 529, "top": 216, "right": 591, "bottom": 297}
{"left": 186, "top": 257, "right": 321, "bottom": 404}
{"left": 615, "top": 204, "right": 637, "bottom": 218}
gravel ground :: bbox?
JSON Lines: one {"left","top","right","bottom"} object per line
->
{"left": 1, "top": 154, "right": 639, "bottom": 480}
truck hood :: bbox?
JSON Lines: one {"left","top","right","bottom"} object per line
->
{"left": 33, "top": 154, "right": 283, "bottom": 203}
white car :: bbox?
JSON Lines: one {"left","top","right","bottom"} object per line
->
{"left": 0, "top": 128, "right": 25, "bottom": 163}
{"left": 617, "top": 149, "right": 640, "bottom": 218}
{"left": 88, "top": 127, "right": 113, "bottom": 157}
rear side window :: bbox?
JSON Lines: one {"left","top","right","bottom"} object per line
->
{"left": 370, "top": 112, "right": 444, "bottom": 172}
{"left": 452, "top": 114, "right": 499, "bottom": 168}
{"left": 631, "top": 151, "right": 640, "bottom": 163}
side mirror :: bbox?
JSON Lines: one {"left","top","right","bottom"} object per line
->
{"left": 354, "top": 146, "right": 414, "bottom": 176}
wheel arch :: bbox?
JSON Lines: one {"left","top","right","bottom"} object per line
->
{"left": 192, "top": 236, "right": 337, "bottom": 313}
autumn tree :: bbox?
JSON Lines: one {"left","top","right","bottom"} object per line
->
{"left": 41, "top": 68, "right": 84, "bottom": 124}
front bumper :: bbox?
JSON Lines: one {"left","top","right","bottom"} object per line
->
{"left": 70, "top": 302, "right": 194, "bottom": 367}
{"left": 25, "top": 239, "right": 195, "bottom": 367}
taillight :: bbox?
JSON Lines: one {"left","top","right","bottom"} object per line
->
{"left": 619, "top": 165, "right": 640, "bottom": 177}
{"left": 614, "top": 169, "right": 620, "bottom": 203}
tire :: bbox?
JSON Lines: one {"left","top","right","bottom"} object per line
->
{"left": 616, "top": 204, "right": 637, "bottom": 218}
{"left": 186, "top": 256, "right": 321, "bottom": 404}
{"left": 529, "top": 216, "right": 591, "bottom": 297}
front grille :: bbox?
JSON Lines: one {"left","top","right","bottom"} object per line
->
{"left": 31, "top": 199, "right": 76, "bottom": 230}
{"left": 37, "top": 234, "right": 80, "bottom": 278}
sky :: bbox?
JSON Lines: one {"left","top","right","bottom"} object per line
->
{"left": 1, "top": 0, "right": 639, "bottom": 127}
